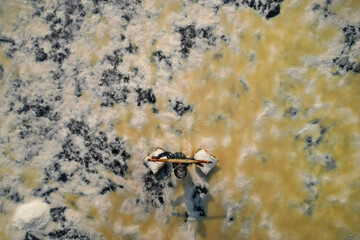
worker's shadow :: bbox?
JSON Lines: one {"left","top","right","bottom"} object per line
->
{"left": 171, "top": 164, "right": 223, "bottom": 231}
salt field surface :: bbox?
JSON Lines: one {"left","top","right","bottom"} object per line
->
{"left": 0, "top": 0, "right": 359, "bottom": 239}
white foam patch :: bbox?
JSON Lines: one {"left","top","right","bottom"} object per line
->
{"left": 222, "top": 134, "right": 232, "bottom": 148}
{"left": 130, "top": 108, "right": 149, "bottom": 129}
{"left": 235, "top": 174, "right": 251, "bottom": 190}
{"left": 172, "top": 222, "right": 196, "bottom": 240}
{"left": 237, "top": 146, "right": 261, "bottom": 165}
{"left": 113, "top": 222, "right": 140, "bottom": 238}
{"left": 198, "top": 137, "right": 217, "bottom": 152}
{"left": 142, "top": 227, "right": 163, "bottom": 240}
{"left": 63, "top": 208, "right": 102, "bottom": 239}
{"left": 260, "top": 213, "right": 282, "bottom": 240}
{"left": 90, "top": 195, "right": 113, "bottom": 220}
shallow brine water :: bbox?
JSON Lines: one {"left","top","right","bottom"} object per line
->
{"left": 0, "top": 0, "right": 359, "bottom": 239}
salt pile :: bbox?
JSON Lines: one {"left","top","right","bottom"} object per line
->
{"left": 13, "top": 199, "right": 50, "bottom": 230}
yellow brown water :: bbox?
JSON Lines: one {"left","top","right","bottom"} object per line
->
{"left": 103, "top": 1, "right": 359, "bottom": 239}
{"left": 110, "top": 1, "right": 358, "bottom": 239}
